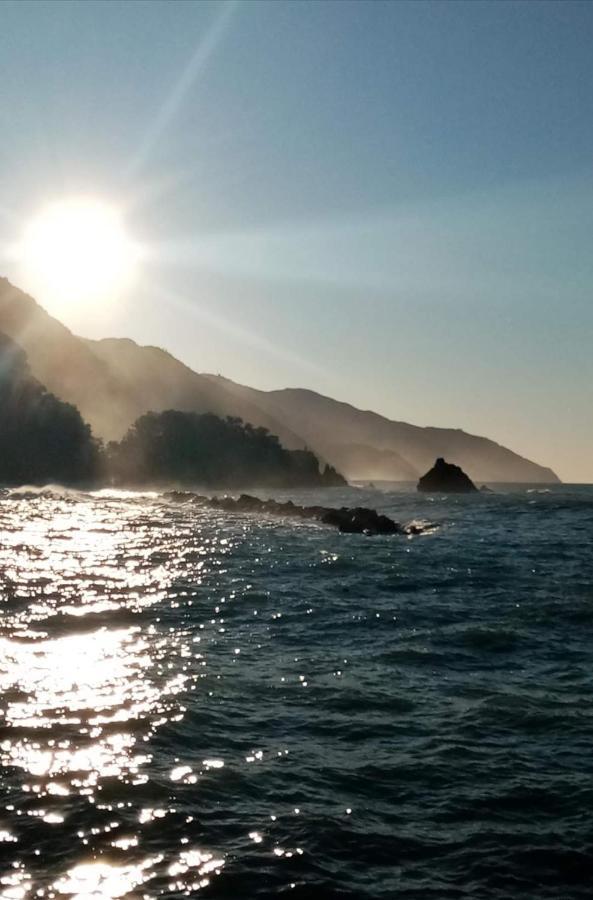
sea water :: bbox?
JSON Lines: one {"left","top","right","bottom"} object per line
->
{"left": 0, "top": 484, "right": 592, "bottom": 899}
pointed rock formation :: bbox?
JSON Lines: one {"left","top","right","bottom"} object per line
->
{"left": 417, "top": 458, "right": 478, "bottom": 493}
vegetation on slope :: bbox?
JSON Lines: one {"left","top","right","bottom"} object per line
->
{"left": 0, "top": 332, "right": 343, "bottom": 489}
{"left": 0, "top": 278, "right": 560, "bottom": 482}
{"left": 0, "top": 333, "right": 100, "bottom": 485}
{"left": 108, "top": 410, "right": 345, "bottom": 488}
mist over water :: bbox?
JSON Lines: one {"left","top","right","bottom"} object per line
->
{"left": 1, "top": 484, "right": 592, "bottom": 898}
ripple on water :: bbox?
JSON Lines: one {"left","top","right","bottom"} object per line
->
{"left": 0, "top": 486, "right": 592, "bottom": 898}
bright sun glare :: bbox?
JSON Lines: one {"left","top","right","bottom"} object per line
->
{"left": 19, "top": 198, "right": 139, "bottom": 309}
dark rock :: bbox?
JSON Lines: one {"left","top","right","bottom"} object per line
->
{"left": 163, "top": 491, "right": 194, "bottom": 503}
{"left": 301, "top": 506, "right": 327, "bottom": 519}
{"left": 236, "top": 494, "right": 263, "bottom": 511}
{"left": 417, "top": 458, "right": 478, "bottom": 493}
{"left": 480, "top": 484, "right": 494, "bottom": 493}
{"left": 163, "top": 491, "right": 407, "bottom": 536}
{"left": 321, "top": 506, "right": 401, "bottom": 535}
{"left": 404, "top": 522, "right": 425, "bottom": 535}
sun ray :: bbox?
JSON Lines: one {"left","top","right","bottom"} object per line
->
{"left": 126, "top": 0, "right": 239, "bottom": 176}
{"left": 142, "top": 279, "right": 327, "bottom": 379}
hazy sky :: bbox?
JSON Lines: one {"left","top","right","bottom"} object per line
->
{"left": 0, "top": 0, "right": 592, "bottom": 481}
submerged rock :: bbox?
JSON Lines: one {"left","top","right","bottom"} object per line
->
{"left": 417, "top": 458, "right": 478, "bottom": 493}
{"left": 163, "top": 491, "right": 423, "bottom": 536}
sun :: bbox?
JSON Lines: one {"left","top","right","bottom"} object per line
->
{"left": 18, "top": 197, "right": 139, "bottom": 310}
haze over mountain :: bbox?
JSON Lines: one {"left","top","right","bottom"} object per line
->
{"left": 202, "top": 377, "right": 559, "bottom": 484}
{"left": 0, "top": 331, "right": 98, "bottom": 485}
{"left": 0, "top": 277, "right": 559, "bottom": 484}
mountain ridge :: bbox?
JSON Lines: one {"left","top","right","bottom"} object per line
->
{"left": 202, "top": 377, "right": 559, "bottom": 483}
{"left": 84, "top": 335, "right": 306, "bottom": 450}
{"left": 0, "top": 277, "right": 560, "bottom": 483}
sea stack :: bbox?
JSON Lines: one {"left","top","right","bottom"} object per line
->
{"left": 417, "top": 457, "right": 478, "bottom": 493}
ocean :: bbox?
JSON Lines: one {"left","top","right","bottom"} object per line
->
{"left": 0, "top": 483, "right": 592, "bottom": 899}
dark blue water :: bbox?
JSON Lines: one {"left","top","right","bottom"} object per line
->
{"left": 1, "top": 484, "right": 592, "bottom": 899}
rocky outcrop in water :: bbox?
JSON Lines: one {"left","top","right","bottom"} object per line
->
{"left": 417, "top": 457, "right": 478, "bottom": 493}
{"left": 163, "top": 491, "right": 428, "bottom": 536}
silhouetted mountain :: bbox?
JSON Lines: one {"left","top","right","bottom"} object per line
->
{"left": 109, "top": 410, "right": 345, "bottom": 489}
{"left": 0, "top": 277, "right": 560, "bottom": 483}
{"left": 0, "top": 332, "right": 99, "bottom": 485}
{"left": 0, "top": 279, "right": 134, "bottom": 438}
{"left": 203, "top": 378, "right": 560, "bottom": 484}
{"left": 0, "top": 327, "right": 341, "bottom": 489}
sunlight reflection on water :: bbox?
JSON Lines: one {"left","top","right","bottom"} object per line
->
{"left": 0, "top": 492, "right": 229, "bottom": 898}
{"left": 53, "top": 859, "right": 159, "bottom": 898}
{"left": 2, "top": 485, "right": 591, "bottom": 898}
{"left": 0, "top": 628, "right": 169, "bottom": 782}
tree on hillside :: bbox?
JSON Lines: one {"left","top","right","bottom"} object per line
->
{"left": 0, "top": 332, "right": 101, "bottom": 485}
{"left": 108, "top": 409, "right": 345, "bottom": 488}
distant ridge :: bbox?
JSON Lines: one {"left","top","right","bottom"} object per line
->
{"left": 0, "top": 277, "right": 560, "bottom": 484}
{"left": 202, "top": 377, "right": 559, "bottom": 484}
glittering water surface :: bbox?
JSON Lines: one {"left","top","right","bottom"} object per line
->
{"left": 1, "top": 484, "right": 592, "bottom": 899}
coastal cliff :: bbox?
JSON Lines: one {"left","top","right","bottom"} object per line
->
{"left": 0, "top": 277, "right": 560, "bottom": 484}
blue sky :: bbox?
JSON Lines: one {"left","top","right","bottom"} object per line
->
{"left": 0, "top": 0, "right": 591, "bottom": 480}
